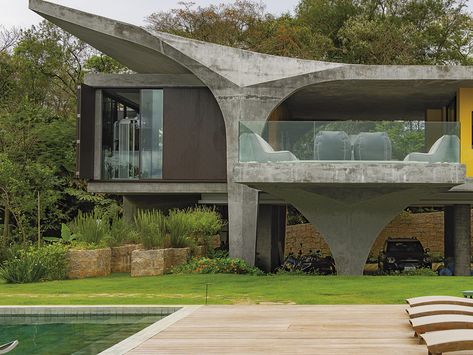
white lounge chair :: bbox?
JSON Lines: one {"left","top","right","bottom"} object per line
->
{"left": 407, "top": 305, "right": 473, "bottom": 319}
{"left": 239, "top": 131, "right": 298, "bottom": 162}
{"left": 410, "top": 315, "right": 473, "bottom": 336}
{"left": 404, "top": 134, "right": 460, "bottom": 163}
{"left": 0, "top": 340, "right": 18, "bottom": 354}
{"left": 420, "top": 329, "right": 473, "bottom": 355}
{"left": 406, "top": 296, "right": 473, "bottom": 307}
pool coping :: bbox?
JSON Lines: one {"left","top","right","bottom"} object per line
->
{"left": 0, "top": 305, "right": 201, "bottom": 355}
{"left": 0, "top": 305, "right": 182, "bottom": 315}
{"left": 99, "top": 306, "right": 202, "bottom": 354}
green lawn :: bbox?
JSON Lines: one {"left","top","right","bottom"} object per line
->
{"left": 0, "top": 274, "right": 472, "bottom": 305}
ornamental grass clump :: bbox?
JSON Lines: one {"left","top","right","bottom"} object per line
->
{"left": 106, "top": 217, "right": 138, "bottom": 247}
{"left": 70, "top": 211, "right": 110, "bottom": 246}
{"left": 134, "top": 210, "right": 168, "bottom": 249}
{"left": 167, "top": 210, "right": 193, "bottom": 248}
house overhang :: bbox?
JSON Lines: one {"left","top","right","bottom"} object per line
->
{"left": 30, "top": 0, "right": 473, "bottom": 98}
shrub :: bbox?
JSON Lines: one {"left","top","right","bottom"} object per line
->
{"left": 0, "top": 244, "right": 68, "bottom": 283}
{"left": 400, "top": 268, "right": 437, "bottom": 276}
{"left": 35, "top": 244, "right": 69, "bottom": 280}
{"left": 70, "top": 211, "right": 110, "bottom": 245}
{"left": 135, "top": 210, "right": 168, "bottom": 250}
{"left": 167, "top": 210, "right": 193, "bottom": 248}
{"left": 187, "top": 207, "right": 224, "bottom": 237}
{"left": 172, "top": 257, "right": 263, "bottom": 275}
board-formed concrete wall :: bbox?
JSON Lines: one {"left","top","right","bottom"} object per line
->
{"left": 286, "top": 211, "right": 473, "bottom": 258}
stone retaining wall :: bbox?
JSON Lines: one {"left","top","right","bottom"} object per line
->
{"left": 131, "top": 248, "right": 190, "bottom": 277}
{"left": 111, "top": 244, "right": 142, "bottom": 273}
{"left": 285, "top": 211, "right": 473, "bottom": 257}
{"left": 67, "top": 248, "right": 111, "bottom": 279}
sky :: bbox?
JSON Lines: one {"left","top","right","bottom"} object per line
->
{"left": 0, "top": 0, "right": 301, "bottom": 29}
{"left": 1, "top": 0, "right": 472, "bottom": 29}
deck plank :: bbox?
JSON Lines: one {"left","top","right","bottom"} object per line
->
{"left": 126, "top": 305, "right": 473, "bottom": 354}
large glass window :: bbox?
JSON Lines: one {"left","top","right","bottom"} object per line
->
{"left": 101, "top": 89, "right": 163, "bottom": 180}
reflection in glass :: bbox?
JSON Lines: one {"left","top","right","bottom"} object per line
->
{"left": 140, "top": 90, "right": 163, "bottom": 179}
{"left": 101, "top": 89, "right": 163, "bottom": 180}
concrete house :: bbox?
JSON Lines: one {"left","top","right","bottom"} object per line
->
{"left": 30, "top": 0, "right": 473, "bottom": 275}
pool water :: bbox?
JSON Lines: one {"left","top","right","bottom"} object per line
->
{"left": 0, "top": 314, "right": 168, "bottom": 354}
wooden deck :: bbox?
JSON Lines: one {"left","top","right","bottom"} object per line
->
{"left": 127, "top": 305, "right": 473, "bottom": 354}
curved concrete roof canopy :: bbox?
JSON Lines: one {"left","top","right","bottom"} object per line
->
{"left": 29, "top": 0, "right": 473, "bottom": 120}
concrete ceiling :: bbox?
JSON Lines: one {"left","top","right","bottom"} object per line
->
{"left": 284, "top": 80, "right": 471, "bottom": 121}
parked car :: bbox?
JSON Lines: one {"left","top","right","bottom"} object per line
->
{"left": 378, "top": 237, "right": 432, "bottom": 272}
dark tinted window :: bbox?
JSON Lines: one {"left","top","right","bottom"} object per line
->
{"left": 386, "top": 241, "right": 423, "bottom": 253}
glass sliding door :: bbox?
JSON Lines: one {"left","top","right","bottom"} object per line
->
{"left": 140, "top": 89, "right": 163, "bottom": 179}
{"left": 101, "top": 89, "right": 163, "bottom": 180}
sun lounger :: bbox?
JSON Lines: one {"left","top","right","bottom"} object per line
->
{"left": 407, "top": 305, "right": 473, "bottom": 319}
{"left": 420, "top": 329, "right": 473, "bottom": 355}
{"left": 410, "top": 315, "right": 473, "bottom": 336}
{"left": 0, "top": 340, "right": 18, "bottom": 354}
{"left": 406, "top": 296, "right": 473, "bottom": 307}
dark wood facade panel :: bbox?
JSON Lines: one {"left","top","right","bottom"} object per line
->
{"left": 78, "top": 84, "right": 96, "bottom": 180}
{"left": 163, "top": 88, "right": 227, "bottom": 181}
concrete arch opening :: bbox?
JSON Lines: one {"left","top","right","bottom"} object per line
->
{"left": 238, "top": 81, "right": 465, "bottom": 276}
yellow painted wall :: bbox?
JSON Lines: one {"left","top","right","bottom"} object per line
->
{"left": 458, "top": 88, "right": 473, "bottom": 177}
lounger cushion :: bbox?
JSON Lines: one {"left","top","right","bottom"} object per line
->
{"left": 406, "top": 296, "right": 473, "bottom": 308}
{"left": 410, "top": 314, "right": 473, "bottom": 335}
{"left": 421, "top": 329, "right": 473, "bottom": 355}
{"left": 407, "top": 305, "right": 473, "bottom": 319}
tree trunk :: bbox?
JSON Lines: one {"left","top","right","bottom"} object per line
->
{"left": 2, "top": 203, "right": 9, "bottom": 246}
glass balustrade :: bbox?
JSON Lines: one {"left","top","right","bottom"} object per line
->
{"left": 239, "top": 121, "right": 460, "bottom": 163}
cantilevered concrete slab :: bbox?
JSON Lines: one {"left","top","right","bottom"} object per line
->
{"left": 30, "top": 0, "right": 473, "bottom": 274}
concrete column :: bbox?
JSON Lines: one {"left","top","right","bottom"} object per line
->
{"left": 123, "top": 196, "right": 137, "bottom": 222}
{"left": 444, "top": 206, "right": 455, "bottom": 259}
{"left": 255, "top": 205, "right": 286, "bottom": 272}
{"left": 453, "top": 204, "right": 471, "bottom": 276}
{"left": 227, "top": 183, "right": 259, "bottom": 266}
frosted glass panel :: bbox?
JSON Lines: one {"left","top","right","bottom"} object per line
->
{"left": 140, "top": 89, "right": 163, "bottom": 179}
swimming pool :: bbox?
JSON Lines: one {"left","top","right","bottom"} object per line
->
{"left": 0, "top": 307, "right": 177, "bottom": 355}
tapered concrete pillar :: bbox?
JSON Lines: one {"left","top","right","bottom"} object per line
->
{"left": 227, "top": 183, "right": 259, "bottom": 265}
{"left": 254, "top": 185, "right": 435, "bottom": 275}
{"left": 444, "top": 206, "right": 455, "bottom": 259}
{"left": 255, "top": 205, "right": 286, "bottom": 272}
{"left": 453, "top": 204, "right": 471, "bottom": 276}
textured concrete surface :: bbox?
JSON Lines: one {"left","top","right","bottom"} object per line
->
{"left": 84, "top": 73, "right": 204, "bottom": 88}
{"left": 233, "top": 162, "right": 465, "bottom": 185}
